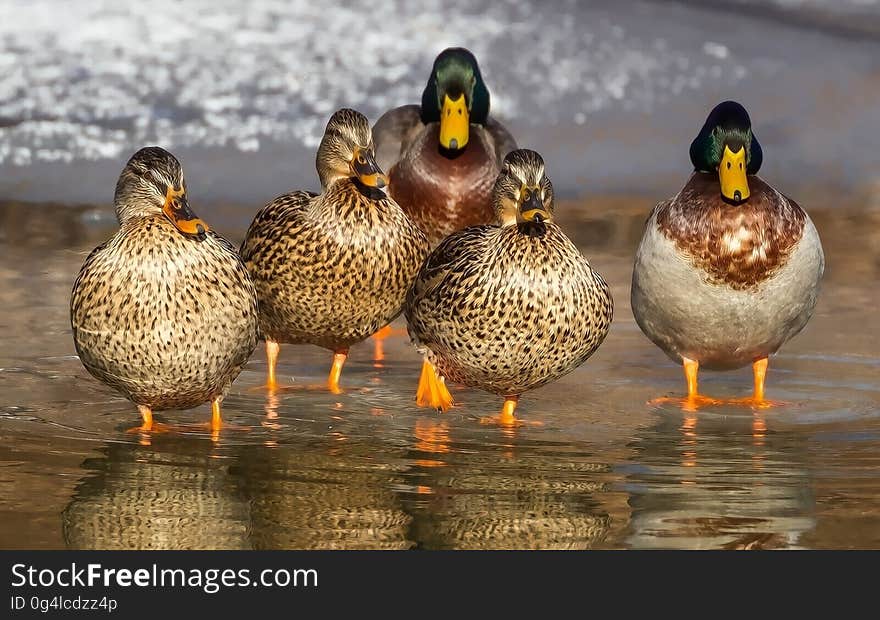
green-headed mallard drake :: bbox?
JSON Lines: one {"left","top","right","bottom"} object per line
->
{"left": 373, "top": 47, "right": 517, "bottom": 244}
{"left": 405, "top": 149, "right": 613, "bottom": 425}
{"left": 70, "top": 147, "right": 259, "bottom": 432}
{"left": 631, "top": 101, "right": 825, "bottom": 408}
{"left": 240, "top": 109, "right": 429, "bottom": 393}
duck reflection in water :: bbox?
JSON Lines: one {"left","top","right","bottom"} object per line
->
{"left": 62, "top": 436, "right": 249, "bottom": 550}
{"left": 623, "top": 411, "right": 815, "bottom": 549}
{"left": 401, "top": 417, "right": 619, "bottom": 549}
{"left": 230, "top": 441, "right": 414, "bottom": 550}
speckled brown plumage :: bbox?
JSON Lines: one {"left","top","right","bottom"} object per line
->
{"left": 406, "top": 149, "right": 613, "bottom": 399}
{"left": 240, "top": 109, "right": 429, "bottom": 355}
{"left": 70, "top": 148, "right": 259, "bottom": 412}
{"left": 241, "top": 181, "right": 428, "bottom": 349}
{"left": 655, "top": 172, "right": 807, "bottom": 290}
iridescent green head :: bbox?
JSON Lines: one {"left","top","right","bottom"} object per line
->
{"left": 689, "top": 101, "right": 763, "bottom": 204}
{"left": 420, "top": 47, "right": 491, "bottom": 152}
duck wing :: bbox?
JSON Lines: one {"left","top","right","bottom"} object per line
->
{"left": 373, "top": 104, "right": 424, "bottom": 173}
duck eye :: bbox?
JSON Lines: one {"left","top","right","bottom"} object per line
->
{"left": 522, "top": 189, "right": 531, "bottom": 201}
{"left": 357, "top": 154, "right": 366, "bottom": 165}
{"left": 739, "top": 162, "right": 743, "bottom": 170}
{"left": 727, "top": 161, "right": 731, "bottom": 170}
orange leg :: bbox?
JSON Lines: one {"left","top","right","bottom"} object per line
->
{"left": 500, "top": 396, "right": 518, "bottom": 425}
{"left": 210, "top": 397, "right": 223, "bottom": 442}
{"left": 422, "top": 362, "right": 435, "bottom": 406}
{"left": 684, "top": 357, "right": 699, "bottom": 398}
{"left": 328, "top": 349, "right": 348, "bottom": 394}
{"left": 137, "top": 405, "right": 153, "bottom": 431}
{"left": 753, "top": 357, "right": 768, "bottom": 402}
{"left": 415, "top": 359, "right": 453, "bottom": 412}
{"left": 480, "top": 395, "right": 543, "bottom": 427}
{"left": 125, "top": 405, "right": 158, "bottom": 443}
{"left": 211, "top": 397, "right": 222, "bottom": 431}
{"left": 650, "top": 356, "right": 721, "bottom": 411}
{"left": 653, "top": 355, "right": 783, "bottom": 411}
{"left": 125, "top": 399, "right": 245, "bottom": 437}
{"left": 266, "top": 339, "right": 280, "bottom": 390}
{"left": 729, "top": 357, "right": 781, "bottom": 409}
{"left": 372, "top": 325, "right": 393, "bottom": 362}
{"left": 249, "top": 340, "right": 283, "bottom": 392}
{"left": 126, "top": 405, "right": 172, "bottom": 434}
{"left": 681, "top": 357, "right": 725, "bottom": 411}
{"left": 206, "top": 397, "right": 249, "bottom": 434}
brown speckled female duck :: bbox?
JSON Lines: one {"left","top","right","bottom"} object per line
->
{"left": 405, "top": 149, "right": 613, "bottom": 425}
{"left": 240, "top": 109, "right": 429, "bottom": 393}
{"left": 631, "top": 101, "right": 825, "bottom": 408}
{"left": 373, "top": 47, "right": 517, "bottom": 244}
{"left": 70, "top": 147, "right": 259, "bottom": 431}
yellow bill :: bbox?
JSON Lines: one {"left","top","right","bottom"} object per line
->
{"left": 719, "top": 144, "right": 749, "bottom": 203}
{"left": 519, "top": 186, "right": 548, "bottom": 223}
{"left": 162, "top": 186, "right": 209, "bottom": 236}
{"left": 439, "top": 93, "right": 469, "bottom": 150}
{"left": 352, "top": 147, "right": 388, "bottom": 189}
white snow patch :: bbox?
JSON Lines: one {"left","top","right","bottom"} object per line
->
{"left": 0, "top": 0, "right": 752, "bottom": 165}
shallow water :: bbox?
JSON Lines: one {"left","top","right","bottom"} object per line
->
{"left": 1, "top": 199, "right": 878, "bottom": 550}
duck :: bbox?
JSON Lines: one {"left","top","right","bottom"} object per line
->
{"left": 70, "top": 147, "right": 259, "bottom": 432}
{"left": 631, "top": 100, "right": 825, "bottom": 409}
{"left": 373, "top": 47, "right": 517, "bottom": 244}
{"left": 405, "top": 149, "right": 613, "bottom": 425}
{"left": 240, "top": 108, "right": 429, "bottom": 393}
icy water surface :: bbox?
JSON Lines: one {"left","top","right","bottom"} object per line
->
{"left": 1, "top": 199, "right": 878, "bottom": 550}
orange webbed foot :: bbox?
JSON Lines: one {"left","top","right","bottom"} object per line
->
{"left": 479, "top": 396, "right": 543, "bottom": 427}
{"left": 478, "top": 416, "right": 544, "bottom": 428}
{"left": 649, "top": 394, "right": 725, "bottom": 412}
{"left": 725, "top": 396, "right": 788, "bottom": 410}
{"left": 650, "top": 357, "right": 786, "bottom": 411}
{"left": 125, "top": 419, "right": 251, "bottom": 434}
{"left": 126, "top": 421, "right": 176, "bottom": 434}
{"left": 125, "top": 402, "right": 250, "bottom": 437}
{"left": 415, "top": 359, "right": 454, "bottom": 412}
{"left": 248, "top": 381, "right": 295, "bottom": 393}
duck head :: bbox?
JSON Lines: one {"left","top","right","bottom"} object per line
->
{"left": 492, "top": 149, "right": 555, "bottom": 231}
{"left": 689, "top": 100, "right": 763, "bottom": 205}
{"left": 114, "top": 146, "right": 208, "bottom": 237}
{"left": 317, "top": 108, "right": 387, "bottom": 191}
{"left": 420, "top": 47, "right": 491, "bottom": 152}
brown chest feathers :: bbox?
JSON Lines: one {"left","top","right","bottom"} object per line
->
{"left": 656, "top": 173, "right": 807, "bottom": 290}
{"left": 389, "top": 124, "right": 501, "bottom": 243}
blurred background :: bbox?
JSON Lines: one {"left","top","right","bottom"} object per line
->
{"left": 2, "top": 0, "right": 880, "bottom": 212}
{"left": 1, "top": 1, "right": 879, "bottom": 550}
